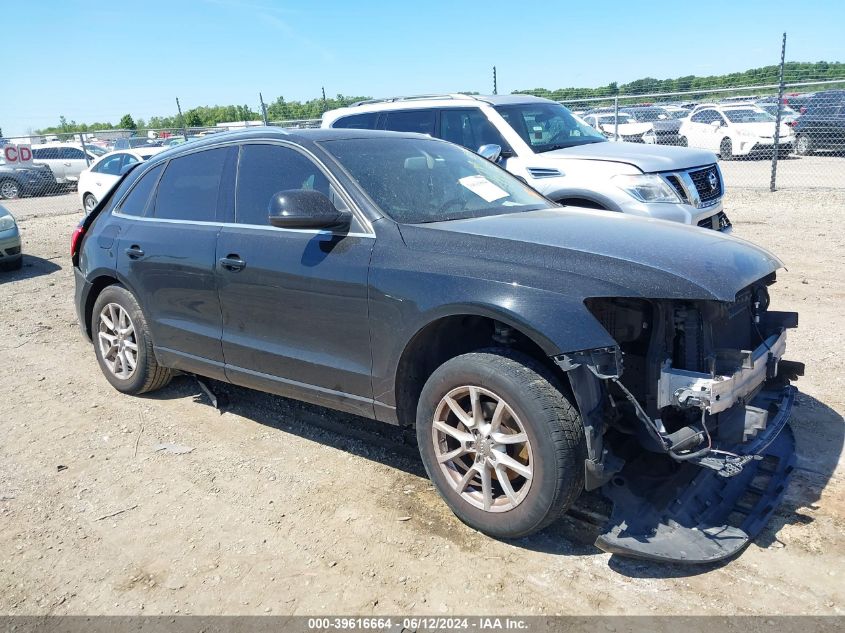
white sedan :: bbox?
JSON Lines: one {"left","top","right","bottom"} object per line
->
{"left": 78, "top": 148, "right": 164, "bottom": 213}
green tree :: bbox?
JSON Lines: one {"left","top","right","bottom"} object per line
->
{"left": 118, "top": 114, "right": 137, "bottom": 130}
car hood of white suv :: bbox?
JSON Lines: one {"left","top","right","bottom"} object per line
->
{"left": 732, "top": 122, "right": 793, "bottom": 137}
{"left": 539, "top": 141, "right": 717, "bottom": 172}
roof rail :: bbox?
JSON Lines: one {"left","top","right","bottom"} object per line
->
{"left": 348, "top": 94, "right": 478, "bottom": 107}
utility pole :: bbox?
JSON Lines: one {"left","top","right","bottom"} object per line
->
{"left": 322, "top": 86, "right": 327, "bottom": 113}
{"left": 492, "top": 66, "right": 497, "bottom": 95}
{"left": 175, "top": 97, "right": 188, "bottom": 141}
{"left": 259, "top": 92, "right": 269, "bottom": 126}
{"left": 770, "top": 32, "right": 787, "bottom": 192}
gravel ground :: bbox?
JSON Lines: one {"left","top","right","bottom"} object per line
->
{"left": 0, "top": 189, "right": 842, "bottom": 616}
{"left": 718, "top": 153, "right": 845, "bottom": 189}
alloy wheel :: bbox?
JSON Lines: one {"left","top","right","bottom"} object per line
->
{"left": 97, "top": 303, "right": 138, "bottom": 380}
{"left": 84, "top": 194, "right": 97, "bottom": 213}
{"left": 432, "top": 385, "right": 533, "bottom": 513}
{"left": 0, "top": 180, "right": 20, "bottom": 199}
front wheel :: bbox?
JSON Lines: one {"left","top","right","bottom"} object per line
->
{"left": 719, "top": 137, "right": 734, "bottom": 160}
{"left": 0, "top": 179, "right": 21, "bottom": 199}
{"left": 416, "top": 349, "right": 586, "bottom": 539}
{"left": 795, "top": 134, "right": 813, "bottom": 156}
{"left": 91, "top": 285, "right": 172, "bottom": 395}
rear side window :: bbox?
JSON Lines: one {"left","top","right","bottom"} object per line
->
{"left": 333, "top": 112, "right": 379, "bottom": 129}
{"left": 34, "top": 148, "right": 60, "bottom": 160}
{"left": 60, "top": 147, "right": 86, "bottom": 160}
{"left": 382, "top": 110, "right": 436, "bottom": 135}
{"left": 94, "top": 153, "right": 126, "bottom": 175}
{"left": 235, "top": 144, "right": 331, "bottom": 226}
{"left": 153, "top": 148, "right": 230, "bottom": 221}
{"left": 440, "top": 109, "right": 508, "bottom": 152}
{"left": 118, "top": 163, "right": 164, "bottom": 216}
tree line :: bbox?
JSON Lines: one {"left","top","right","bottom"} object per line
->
{"left": 31, "top": 61, "right": 845, "bottom": 135}
{"left": 517, "top": 61, "right": 845, "bottom": 102}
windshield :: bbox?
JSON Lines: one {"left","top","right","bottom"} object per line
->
{"left": 596, "top": 114, "right": 634, "bottom": 125}
{"left": 623, "top": 109, "right": 664, "bottom": 122}
{"left": 663, "top": 108, "right": 690, "bottom": 120}
{"left": 724, "top": 109, "right": 775, "bottom": 123}
{"left": 494, "top": 102, "right": 606, "bottom": 152}
{"left": 321, "top": 137, "right": 553, "bottom": 224}
{"left": 758, "top": 103, "right": 797, "bottom": 117}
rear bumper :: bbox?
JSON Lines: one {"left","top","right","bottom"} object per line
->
{"left": 74, "top": 267, "right": 93, "bottom": 340}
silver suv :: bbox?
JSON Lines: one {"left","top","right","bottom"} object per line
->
{"left": 322, "top": 94, "right": 730, "bottom": 230}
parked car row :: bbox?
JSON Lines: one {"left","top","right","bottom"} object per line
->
{"left": 573, "top": 90, "right": 845, "bottom": 158}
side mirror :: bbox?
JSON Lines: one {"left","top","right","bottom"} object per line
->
{"left": 710, "top": 120, "right": 722, "bottom": 128}
{"left": 268, "top": 189, "right": 350, "bottom": 230}
{"left": 477, "top": 144, "right": 502, "bottom": 163}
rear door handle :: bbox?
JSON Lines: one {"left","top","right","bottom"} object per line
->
{"left": 125, "top": 245, "right": 145, "bottom": 259}
{"left": 219, "top": 255, "right": 245, "bottom": 272}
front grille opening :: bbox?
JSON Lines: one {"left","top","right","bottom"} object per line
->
{"left": 689, "top": 165, "right": 723, "bottom": 204}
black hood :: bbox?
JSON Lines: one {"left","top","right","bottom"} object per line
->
{"left": 401, "top": 208, "right": 782, "bottom": 302}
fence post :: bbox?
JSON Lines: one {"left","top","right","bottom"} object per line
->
{"left": 78, "top": 133, "right": 90, "bottom": 166}
{"left": 613, "top": 94, "right": 619, "bottom": 141}
{"left": 770, "top": 32, "right": 787, "bottom": 192}
{"left": 176, "top": 97, "right": 188, "bottom": 142}
{"left": 259, "top": 92, "right": 269, "bottom": 126}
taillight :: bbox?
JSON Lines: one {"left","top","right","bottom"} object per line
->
{"left": 71, "top": 224, "right": 85, "bottom": 259}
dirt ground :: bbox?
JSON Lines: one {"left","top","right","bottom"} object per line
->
{"left": 0, "top": 189, "right": 842, "bottom": 616}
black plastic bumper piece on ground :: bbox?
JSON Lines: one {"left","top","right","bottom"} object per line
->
{"left": 595, "top": 386, "right": 796, "bottom": 564}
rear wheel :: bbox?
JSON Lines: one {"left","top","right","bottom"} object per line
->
{"left": 83, "top": 193, "right": 97, "bottom": 213}
{"left": 0, "top": 256, "right": 22, "bottom": 271}
{"left": 795, "top": 134, "right": 813, "bottom": 156}
{"left": 719, "top": 138, "right": 734, "bottom": 160}
{"left": 0, "top": 179, "right": 21, "bottom": 199}
{"left": 416, "top": 349, "right": 586, "bottom": 539}
{"left": 92, "top": 285, "right": 172, "bottom": 395}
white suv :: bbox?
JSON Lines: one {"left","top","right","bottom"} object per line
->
{"left": 322, "top": 94, "right": 730, "bottom": 230}
{"left": 679, "top": 104, "right": 795, "bottom": 159}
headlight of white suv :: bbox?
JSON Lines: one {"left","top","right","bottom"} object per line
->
{"left": 0, "top": 215, "right": 17, "bottom": 231}
{"left": 612, "top": 174, "right": 681, "bottom": 203}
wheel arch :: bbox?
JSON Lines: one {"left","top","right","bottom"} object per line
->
{"left": 83, "top": 271, "right": 146, "bottom": 340}
{"left": 391, "top": 299, "right": 611, "bottom": 428}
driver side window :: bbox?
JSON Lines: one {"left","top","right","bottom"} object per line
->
{"left": 235, "top": 144, "right": 332, "bottom": 226}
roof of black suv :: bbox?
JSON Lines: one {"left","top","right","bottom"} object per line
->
{"left": 149, "top": 126, "right": 433, "bottom": 162}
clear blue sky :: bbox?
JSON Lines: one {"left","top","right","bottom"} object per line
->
{"left": 3, "top": 0, "right": 843, "bottom": 135}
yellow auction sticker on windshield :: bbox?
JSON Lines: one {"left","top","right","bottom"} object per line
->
{"left": 458, "top": 175, "right": 509, "bottom": 203}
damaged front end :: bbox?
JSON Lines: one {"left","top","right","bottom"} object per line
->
{"left": 556, "top": 275, "right": 804, "bottom": 563}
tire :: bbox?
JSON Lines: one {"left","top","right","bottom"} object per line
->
{"left": 91, "top": 284, "right": 172, "bottom": 395}
{"left": 416, "top": 348, "right": 586, "bottom": 539}
{"left": 0, "top": 256, "right": 23, "bottom": 271}
{"left": 0, "top": 179, "right": 21, "bottom": 200}
{"left": 83, "top": 193, "right": 97, "bottom": 214}
{"left": 719, "top": 137, "right": 734, "bottom": 160}
{"left": 795, "top": 134, "right": 813, "bottom": 156}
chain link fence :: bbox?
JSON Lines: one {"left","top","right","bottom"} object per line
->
{"left": 555, "top": 79, "right": 845, "bottom": 191}
{"left": 1, "top": 80, "right": 843, "bottom": 222}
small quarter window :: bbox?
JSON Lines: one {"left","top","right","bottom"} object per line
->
{"left": 118, "top": 163, "right": 164, "bottom": 216}
{"left": 333, "top": 112, "right": 379, "bottom": 129}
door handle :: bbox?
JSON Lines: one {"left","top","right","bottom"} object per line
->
{"left": 125, "top": 245, "right": 145, "bottom": 259}
{"left": 219, "top": 255, "right": 245, "bottom": 272}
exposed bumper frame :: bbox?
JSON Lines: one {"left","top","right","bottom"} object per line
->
{"left": 657, "top": 329, "right": 787, "bottom": 414}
